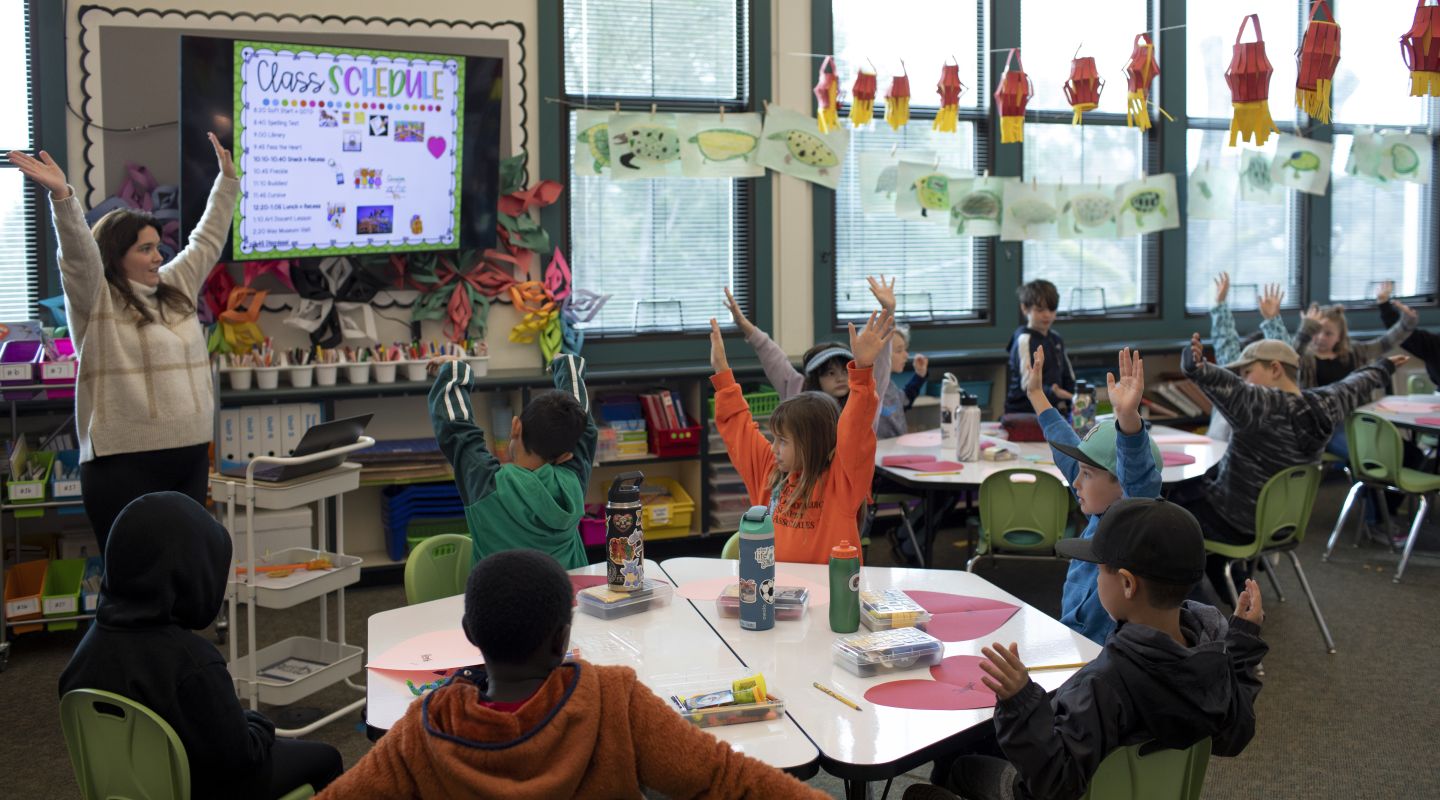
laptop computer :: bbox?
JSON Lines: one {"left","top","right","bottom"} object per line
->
{"left": 221, "top": 414, "right": 373, "bottom": 482}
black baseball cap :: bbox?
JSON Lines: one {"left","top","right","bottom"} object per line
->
{"left": 1055, "top": 497, "right": 1205, "bottom": 585}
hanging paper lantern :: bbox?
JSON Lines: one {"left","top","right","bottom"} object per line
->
{"left": 1123, "top": 33, "right": 1162, "bottom": 130}
{"left": 1296, "top": 1, "right": 1341, "bottom": 121}
{"left": 814, "top": 56, "right": 841, "bottom": 133}
{"left": 1401, "top": 0, "right": 1440, "bottom": 97}
{"left": 993, "top": 49, "right": 1033, "bottom": 144}
{"left": 850, "top": 69, "right": 877, "bottom": 127}
{"left": 885, "top": 66, "right": 911, "bottom": 130}
{"left": 932, "top": 61, "right": 967, "bottom": 133}
{"left": 1225, "top": 14, "right": 1279, "bottom": 147}
{"left": 1064, "top": 55, "right": 1102, "bottom": 125}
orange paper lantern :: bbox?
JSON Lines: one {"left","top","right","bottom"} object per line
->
{"left": 993, "top": 49, "right": 1032, "bottom": 144}
{"left": 850, "top": 69, "right": 878, "bottom": 127}
{"left": 1401, "top": 0, "right": 1440, "bottom": 97}
{"left": 1297, "top": 1, "right": 1341, "bottom": 121}
{"left": 885, "top": 67, "right": 911, "bottom": 130}
{"left": 933, "top": 61, "right": 967, "bottom": 133}
{"left": 814, "top": 56, "right": 840, "bottom": 133}
{"left": 1064, "top": 55, "right": 1103, "bottom": 125}
{"left": 1225, "top": 14, "right": 1279, "bottom": 147}
{"left": 1123, "top": 33, "right": 1162, "bottom": 130}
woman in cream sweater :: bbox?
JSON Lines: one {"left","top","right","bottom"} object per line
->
{"left": 8, "top": 134, "right": 238, "bottom": 552}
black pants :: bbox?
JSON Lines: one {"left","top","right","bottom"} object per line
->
{"left": 1166, "top": 477, "right": 1251, "bottom": 603}
{"left": 267, "top": 737, "right": 344, "bottom": 797}
{"left": 80, "top": 443, "right": 210, "bottom": 554}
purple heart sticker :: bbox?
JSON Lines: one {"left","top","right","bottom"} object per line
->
{"left": 427, "top": 136, "right": 447, "bottom": 159}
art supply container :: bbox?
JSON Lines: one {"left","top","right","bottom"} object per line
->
{"left": 860, "top": 588, "right": 932, "bottom": 631}
{"left": 737, "top": 505, "right": 777, "bottom": 631}
{"left": 287, "top": 364, "right": 314, "bottom": 388}
{"left": 717, "top": 584, "right": 808, "bottom": 620}
{"left": 254, "top": 366, "right": 281, "bottom": 390}
{"left": 227, "top": 367, "right": 254, "bottom": 390}
{"left": 576, "top": 579, "right": 673, "bottom": 619}
{"left": 605, "top": 471, "right": 646, "bottom": 591}
{"left": 832, "top": 627, "right": 944, "bottom": 677}
{"left": 314, "top": 363, "right": 339, "bottom": 386}
{"left": 465, "top": 355, "right": 490, "bottom": 377}
{"left": 373, "top": 362, "right": 398, "bottom": 384}
{"left": 345, "top": 362, "right": 371, "bottom": 384}
{"left": 829, "top": 540, "right": 861, "bottom": 633}
{"left": 404, "top": 360, "right": 429, "bottom": 382}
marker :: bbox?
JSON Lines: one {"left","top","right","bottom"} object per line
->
{"left": 813, "top": 681, "right": 862, "bottom": 711}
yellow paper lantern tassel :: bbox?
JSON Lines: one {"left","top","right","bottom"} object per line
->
{"left": 998, "top": 115, "right": 1025, "bottom": 144}
{"left": 814, "top": 56, "right": 841, "bottom": 134}
{"left": 1294, "top": 79, "right": 1333, "bottom": 124}
{"left": 1411, "top": 71, "right": 1440, "bottom": 97}
{"left": 849, "top": 69, "right": 877, "bottom": 128}
{"left": 1126, "top": 92, "right": 1152, "bottom": 131}
{"left": 1228, "top": 100, "right": 1278, "bottom": 147}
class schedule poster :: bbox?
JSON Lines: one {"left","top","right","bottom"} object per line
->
{"left": 233, "top": 40, "right": 465, "bottom": 260}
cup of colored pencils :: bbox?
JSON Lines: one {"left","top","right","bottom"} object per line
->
{"left": 283, "top": 346, "right": 314, "bottom": 388}
{"left": 371, "top": 343, "right": 403, "bottom": 384}
{"left": 313, "top": 346, "right": 341, "bottom": 386}
{"left": 403, "top": 340, "right": 430, "bottom": 382}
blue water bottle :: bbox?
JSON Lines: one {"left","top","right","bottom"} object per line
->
{"left": 737, "top": 505, "right": 776, "bottom": 631}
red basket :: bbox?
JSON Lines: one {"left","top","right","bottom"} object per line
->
{"left": 578, "top": 503, "right": 607, "bottom": 546}
{"left": 648, "top": 425, "right": 701, "bottom": 458}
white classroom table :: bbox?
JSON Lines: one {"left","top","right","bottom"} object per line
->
{"left": 364, "top": 560, "right": 819, "bottom": 772}
{"left": 1355, "top": 395, "right": 1440, "bottom": 433}
{"left": 660, "top": 557, "right": 1103, "bottom": 795}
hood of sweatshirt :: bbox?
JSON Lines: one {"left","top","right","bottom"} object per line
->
{"left": 491, "top": 462, "right": 585, "bottom": 532}
{"left": 1104, "top": 602, "right": 1241, "bottom": 750}
{"left": 97, "top": 491, "right": 231, "bottom": 630}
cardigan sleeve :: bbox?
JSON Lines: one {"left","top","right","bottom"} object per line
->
{"left": 159, "top": 174, "right": 239, "bottom": 296}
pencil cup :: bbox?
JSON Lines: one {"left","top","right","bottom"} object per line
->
{"left": 286, "top": 365, "right": 314, "bottom": 388}
{"left": 254, "top": 366, "right": 281, "bottom": 390}
{"left": 465, "top": 356, "right": 490, "bottom": 378}
{"left": 314, "top": 364, "right": 338, "bottom": 386}
{"left": 373, "top": 362, "right": 398, "bottom": 384}
{"left": 345, "top": 363, "right": 371, "bottom": 384}
{"left": 226, "top": 367, "right": 253, "bottom": 391}
{"left": 404, "top": 360, "right": 429, "bottom": 382}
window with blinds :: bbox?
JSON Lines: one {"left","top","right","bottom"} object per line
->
{"left": 830, "top": 0, "right": 987, "bottom": 326}
{"left": 0, "top": 0, "right": 38, "bottom": 321}
{"left": 561, "top": 0, "right": 751, "bottom": 336}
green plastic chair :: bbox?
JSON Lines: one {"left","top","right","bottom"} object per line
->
{"left": 404, "top": 533, "right": 475, "bottom": 605}
{"left": 1325, "top": 412, "right": 1440, "bottom": 583}
{"left": 1408, "top": 373, "right": 1435, "bottom": 395}
{"left": 1079, "top": 739, "right": 1212, "bottom": 800}
{"left": 60, "top": 688, "right": 313, "bottom": 800}
{"left": 967, "top": 469, "right": 1071, "bottom": 572}
{"left": 721, "top": 531, "right": 740, "bottom": 559}
{"left": 860, "top": 493, "right": 927, "bottom": 567}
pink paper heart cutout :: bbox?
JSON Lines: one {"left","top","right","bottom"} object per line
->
{"left": 864, "top": 676, "right": 996, "bottom": 711}
{"left": 1161, "top": 451, "right": 1196, "bottom": 466}
{"left": 427, "top": 136, "right": 447, "bottom": 158}
{"left": 1415, "top": 417, "right": 1440, "bottom": 426}
{"left": 903, "top": 591, "right": 1020, "bottom": 642}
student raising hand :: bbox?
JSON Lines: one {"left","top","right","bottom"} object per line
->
{"left": 848, "top": 309, "right": 895, "bottom": 370}
{"left": 1394, "top": 299, "right": 1420, "bottom": 326}
{"left": 1188, "top": 333, "right": 1205, "bottom": 366}
{"left": 978, "top": 642, "right": 1030, "bottom": 701}
{"left": 912, "top": 353, "right": 929, "bottom": 379}
{"left": 1377, "top": 280, "right": 1395, "bottom": 305}
{"left": 1258, "top": 284, "right": 1284, "bottom": 320}
{"left": 1214, "top": 272, "right": 1230, "bottom": 305}
{"left": 1234, "top": 579, "right": 1264, "bottom": 625}
{"left": 721, "top": 287, "right": 757, "bottom": 337}
{"left": 6, "top": 149, "right": 70, "bottom": 197}
{"left": 709, "top": 318, "right": 730, "bottom": 374}
{"left": 867, "top": 275, "right": 898, "bottom": 313}
{"left": 1108, "top": 347, "right": 1145, "bottom": 434}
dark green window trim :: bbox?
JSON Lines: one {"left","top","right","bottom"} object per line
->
{"left": 28, "top": 0, "right": 67, "bottom": 310}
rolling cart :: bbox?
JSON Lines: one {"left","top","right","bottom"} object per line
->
{"left": 210, "top": 436, "right": 374, "bottom": 737}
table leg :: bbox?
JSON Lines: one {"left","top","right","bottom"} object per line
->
{"left": 844, "top": 778, "right": 873, "bottom": 799}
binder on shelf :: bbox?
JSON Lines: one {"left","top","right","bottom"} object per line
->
{"left": 301, "top": 402, "right": 323, "bottom": 434}
{"left": 279, "top": 404, "right": 304, "bottom": 456}
{"left": 259, "top": 406, "right": 281, "bottom": 459}
{"left": 218, "top": 408, "right": 242, "bottom": 466}
{"left": 239, "top": 407, "right": 262, "bottom": 462}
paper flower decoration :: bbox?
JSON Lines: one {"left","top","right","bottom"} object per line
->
{"left": 932, "top": 61, "right": 967, "bottom": 133}
{"left": 814, "top": 56, "right": 841, "bottom": 134}
{"left": 885, "top": 66, "right": 911, "bottom": 130}
{"left": 993, "top": 49, "right": 1033, "bottom": 144}
{"left": 1123, "top": 33, "right": 1162, "bottom": 130}
{"left": 1297, "top": 1, "right": 1341, "bottom": 121}
{"left": 1064, "top": 55, "right": 1103, "bottom": 124}
{"left": 849, "top": 69, "right": 877, "bottom": 128}
{"left": 1402, "top": 0, "right": 1440, "bottom": 97}
{"left": 1225, "top": 14, "right": 1279, "bottom": 147}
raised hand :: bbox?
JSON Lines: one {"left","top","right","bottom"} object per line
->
{"left": 425, "top": 354, "right": 464, "bottom": 377}
{"left": 978, "top": 642, "right": 1030, "bottom": 701}
{"left": 1214, "top": 272, "right": 1230, "bottom": 305}
{"left": 1189, "top": 332, "right": 1205, "bottom": 365}
{"left": 721, "top": 286, "right": 756, "bottom": 336}
{"left": 1024, "top": 346, "right": 1046, "bottom": 396}
{"left": 6, "top": 149, "right": 69, "bottom": 197}
{"left": 867, "top": 275, "right": 897, "bottom": 313}
{"left": 1394, "top": 299, "right": 1419, "bottom": 326}
{"left": 913, "top": 353, "right": 929, "bottom": 379}
{"left": 1389, "top": 354, "right": 1412, "bottom": 369}
{"left": 1108, "top": 347, "right": 1145, "bottom": 434}
{"left": 208, "top": 132, "right": 236, "bottom": 180}
{"left": 1234, "top": 579, "right": 1264, "bottom": 626}
{"left": 849, "top": 308, "right": 895, "bottom": 370}
{"left": 1259, "top": 283, "right": 1284, "bottom": 320}
{"left": 1303, "top": 302, "right": 1325, "bottom": 326}
{"left": 709, "top": 318, "right": 730, "bottom": 374}
{"left": 1377, "top": 280, "right": 1395, "bottom": 305}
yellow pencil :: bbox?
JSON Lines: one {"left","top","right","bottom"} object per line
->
{"left": 913, "top": 470, "right": 964, "bottom": 477}
{"left": 1028, "top": 662, "right": 1088, "bottom": 672}
{"left": 813, "top": 681, "right": 862, "bottom": 711}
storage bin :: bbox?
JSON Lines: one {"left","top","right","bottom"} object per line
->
{"left": 0, "top": 339, "right": 44, "bottom": 399}
{"left": 832, "top": 627, "right": 944, "bottom": 678}
{"left": 229, "top": 507, "right": 313, "bottom": 558}
{"left": 345, "top": 363, "right": 371, "bottom": 384}
{"left": 286, "top": 364, "right": 314, "bottom": 388}
{"left": 228, "top": 636, "right": 364, "bottom": 705}
{"left": 314, "top": 364, "right": 338, "bottom": 386}
{"left": 576, "top": 578, "right": 674, "bottom": 619}
{"left": 657, "top": 672, "right": 786, "bottom": 728}
{"left": 648, "top": 424, "right": 701, "bottom": 458}
{"left": 403, "top": 361, "right": 429, "bottom": 382}
{"left": 226, "top": 367, "right": 254, "bottom": 390}
{"left": 81, "top": 557, "right": 102, "bottom": 612}
{"left": 640, "top": 477, "right": 694, "bottom": 538}
{"left": 3, "top": 559, "right": 48, "bottom": 634}
{"left": 860, "top": 588, "right": 932, "bottom": 631}
{"left": 717, "top": 583, "right": 809, "bottom": 620}
{"left": 464, "top": 356, "right": 489, "bottom": 377}
{"left": 42, "top": 557, "right": 86, "bottom": 631}
{"left": 708, "top": 388, "right": 780, "bottom": 419}
{"left": 51, "top": 449, "right": 83, "bottom": 499}
{"left": 578, "top": 503, "right": 607, "bottom": 546}
{"left": 41, "top": 337, "right": 77, "bottom": 399}
{"left": 6, "top": 444, "right": 55, "bottom": 510}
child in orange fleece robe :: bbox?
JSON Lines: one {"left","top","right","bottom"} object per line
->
{"left": 707, "top": 310, "right": 893, "bottom": 564}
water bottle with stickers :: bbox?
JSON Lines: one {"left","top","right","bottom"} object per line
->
{"left": 737, "top": 505, "right": 776, "bottom": 631}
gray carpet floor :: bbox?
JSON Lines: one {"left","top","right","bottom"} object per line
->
{"left": 3, "top": 473, "right": 1437, "bottom": 798}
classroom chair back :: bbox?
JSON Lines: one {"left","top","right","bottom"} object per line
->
{"left": 59, "top": 688, "right": 315, "bottom": 800}
{"left": 404, "top": 533, "right": 475, "bottom": 605}
{"left": 1346, "top": 412, "right": 1407, "bottom": 488}
{"left": 721, "top": 531, "right": 741, "bottom": 559}
{"left": 968, "top": 469, "right": 1069, "bottom": 571}
{"left": 1079, "top": 738, "right": 1211, "bottom": 800}
{"left": 1407, "top": 373, "right": 1435, "bottom": 395}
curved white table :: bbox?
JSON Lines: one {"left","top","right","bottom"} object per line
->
{"left": 1356, "top": 396, "right": 1440, "bottom": 433}
{"left": 365, "top": 560, "right": 819, "bottom": 772}
{"left": 660, "top": 557, "right": 1102, "bottom": 795}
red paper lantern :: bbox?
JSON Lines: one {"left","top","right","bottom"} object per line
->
{"left": 1123, "top": 33, "right": 1162, "bottom": 130}
{"left": 933, "top": 61, "right": 967, "bottom": 133}
{"left": 1225, "top": 14, "right": 1279, "bottom": 147}
{"left": 1297, "top": 1, "right": 1341, "bottom": 121}
{"left": 886, "top": 66, "right": 911, "bottom": 130}
{"left": 814, "top": 56, "right": 840, "bottom": 133}
{"left": 1401, "top": 0, "right": 1440, "bottom": 97}
{"left": 850, "top": 69, "right": 878, "bottom": 127}
{"left": 1064, "top": 55, "right": 1102, "bottom": 125}
{"left": 993, "top": 49, "right": 1032, "bottom": 144}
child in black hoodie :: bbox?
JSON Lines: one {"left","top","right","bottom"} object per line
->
{"left": 910, "top": 498, "right": 1267, "bottom": 800}
{"left": 58, "top": 492, "right": 343, "bottom": 799}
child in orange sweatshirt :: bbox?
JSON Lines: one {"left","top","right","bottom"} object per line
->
{"left": 708, "top": 309, "right": 894, "bottom": 564}
{"left": 318, "top": 550, "right": 826, "bottom": 799}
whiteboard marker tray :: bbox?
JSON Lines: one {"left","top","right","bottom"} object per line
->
{"left": 230, "top": 636, "right": 364, "bottom": 706}
{"left": 231, "top": 548, "right": 362, "bottom": 609}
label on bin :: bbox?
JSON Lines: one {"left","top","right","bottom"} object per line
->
{"left": 44, "top": 596, "right": 77, "bottom": 615}
{"left": 42, "top": 362, "right": 77, "bottom": 381}
{"left": 0, "top": 364, "right": 30, "bottom": 381}
{"left": 651, "top": 506, "right": 671, "bottom": 525}
{"left": 6, "top": 598, "right": 38, "bottom": 616}
{"left": 9, "top": 483, "right": 43, "bottom": 500}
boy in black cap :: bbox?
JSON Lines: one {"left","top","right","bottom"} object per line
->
{"left": 913, "top": 498, "right": 1268, "bottom": 800}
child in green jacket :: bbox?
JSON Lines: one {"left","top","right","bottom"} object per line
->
{"left": 428, "top": 354, "right": 596, "bottom": 569}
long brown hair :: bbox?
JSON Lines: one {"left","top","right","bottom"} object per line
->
{"left": 767, "top": 392, "right": 840, "bottom": 518}
{"left": 1316, "top": 304, "right": 1352, "bottom": 360}
{"left": 90, "top": 209, "right": 195, "bottom": 326}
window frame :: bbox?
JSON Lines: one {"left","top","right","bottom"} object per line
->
{"left": 1, "top": 0, "right": 60, "bottom": 320}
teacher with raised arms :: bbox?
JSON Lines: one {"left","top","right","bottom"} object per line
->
{"left": 7, "top": 133, "right": 238, "bottom": 553}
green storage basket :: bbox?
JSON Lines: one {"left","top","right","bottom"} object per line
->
{"left": 708, "top": 388, "right": 780, "bottom": 419}
{"left": 405, "top": 517, "right": 469, "bottom": 554}
{"left": 43, "top": 557, "right": 86, "bottom": 631}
